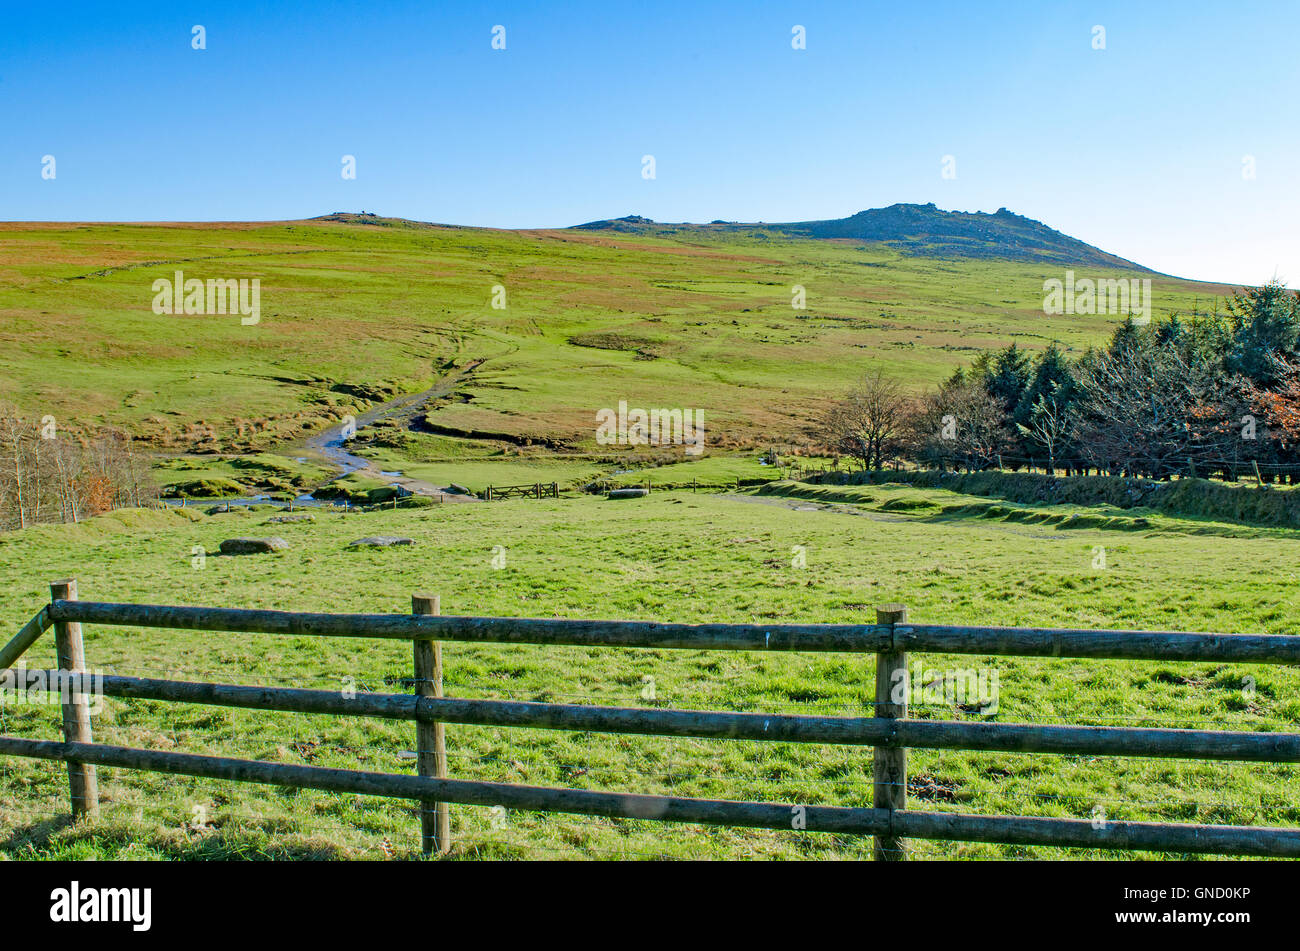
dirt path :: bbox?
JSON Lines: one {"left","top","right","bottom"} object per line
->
{"left": 294, "top": 362, "right": 485, "bottom": 502}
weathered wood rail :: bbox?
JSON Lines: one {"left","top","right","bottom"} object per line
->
{"left": 2, "top": 580, "right": 1298, "bottom": 859}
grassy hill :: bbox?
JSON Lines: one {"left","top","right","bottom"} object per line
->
{"left": 2, "top": 212, "right": 1293, "bottom": 862}
{"left": 0, "top": 212, "right": 1231, "bottom": 459}
{"left": 575, "top": 203, "right": 1151, "bottom": 270}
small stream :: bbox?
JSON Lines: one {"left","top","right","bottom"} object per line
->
{"left": 301, "top": 377, "right": 459, "bottom": 479}
{"left": 304, "top": 424, "right": 371, "bottom": 479}
{"left": 162, "top": 494, "right": 351, "bottom": 510}
{"left": 163, "top": 378, "right": 457, "bottom": 509}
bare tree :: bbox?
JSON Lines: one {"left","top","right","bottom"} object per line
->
{"left": 822, "top": 368, "right": 909, "bottom": 470}
{"left": 47, "top": 437, "right": 85, "bottom": 523}
{"left": 87, "top": 430, "right": 157, "bottom": 512}
{"left": 0, "top": 404, "right": 37, "bottom": 529}
{"left": 0, "top": 406, "right": 158, "bottom": 530}
{"left": 1071, "top": 345, "right": 1235, "bottom": 478}
{"left": 910, "top": 376, "right": 1013, "bottom": 471}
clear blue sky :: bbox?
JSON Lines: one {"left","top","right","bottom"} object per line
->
{"left": 3, "top": 0, "right": 1297, "bottom": 285}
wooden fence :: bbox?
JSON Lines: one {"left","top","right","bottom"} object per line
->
{"left": 483, "top": 482, "right": 559, "bottom": 501}
{"left": 3, "top": 580, "right": 1300, "bottom": 858}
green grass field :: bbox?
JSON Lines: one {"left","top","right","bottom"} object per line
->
{"left": 0, "top": 218, "right": 1234, "bottom": 458}
{"left": 353, "top": 445, "right": 606, "bottom": 494}
{"left": 2, "top": 484, "right": 1296, "bottom": 860}
{"left": 351, "top": 444, "right": 782, "bottom": 494}
{"left": 153, "top": 453, "right": 334, "bottom": 499}
{"left": 1, "top": 217, "right": 1289, "bottom": 861}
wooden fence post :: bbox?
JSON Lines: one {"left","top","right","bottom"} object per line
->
{"left": 50, "top": 578, "right": 99, "bottom": 821}
{"left": 873, "top": 603, "right": 908, "bottom": 860}
{"left": 412, "top": 593, "right": 450, "bottom": 855}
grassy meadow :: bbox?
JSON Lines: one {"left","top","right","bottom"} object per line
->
{"left": 352, "top": 443, "right": 781, "bottom": 494}
{"left": 1, "top": 483, "right": 1297, "bottom": 860}
{"left": 0, "top": 218, "right": 1234, "bottom": 456}
{"left": 1, "top": 216, "right": 1291, "bottom": 861}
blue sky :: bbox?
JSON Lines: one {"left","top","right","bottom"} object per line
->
{"left": 2, "top": 0, "right": 1297, "bottom": 285}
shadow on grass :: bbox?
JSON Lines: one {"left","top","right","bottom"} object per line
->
{"left": 2, "top": 815, "right": 353, "bottom": 860}
{"left": 0, "top": 813, "right": 75, "bottom": 853}
{"left": 756, "top": 480, "right": 1266, "bottom": 537}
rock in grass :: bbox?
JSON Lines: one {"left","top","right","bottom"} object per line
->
{"left": 446, "top": 483, "right": 472, "bottom": 496}
{"left": 607, "top": 487, "right": 649, "bottom": 499}
{"left": 219, "top": 537, "right": 289, "bottom": 555}
{"left": 348, "top": 535, "right": 416, "bottom": 548}
{"left": 266, "top": 513, "right": 315, "bottom": 523}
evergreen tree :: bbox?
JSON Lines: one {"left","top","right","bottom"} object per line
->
{"left": 1107, "top": 316, "right": 1146, "bottom": 356}
{"left": 1225, "top": 281, "right": 1300, "bottom": 387}
{"left": 1014, "top": 344, "right": 1076, "bottom": 428}
{"left": 1013, "top": 344, "right": 1077, "bottom": 463}
{"left": 983, "top": 343, "right": 1032, "bottom": 414}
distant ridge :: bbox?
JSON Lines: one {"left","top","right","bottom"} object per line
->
{"left": 311, "top": 211, "right": 447, "bottom": 229}
{"left": 572, "top": 203, "right": 1151, "bottom": 271}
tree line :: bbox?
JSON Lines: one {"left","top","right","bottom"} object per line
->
{"left": 822, "top": 281, "right": 1300, "bottom": 481}
{"left": 0, "top": 403, "right": 156, "bottom": 530}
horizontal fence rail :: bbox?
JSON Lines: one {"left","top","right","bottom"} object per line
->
{"left": 7, "top": 670, "right": 1300, "bottom": 763}
{"left": 2, "top": 736, "right": 1296, "bottom": 858}
{"left": 50, "top": 600, "right": 893, "bottom": 652}
{"left": 47, "top": 600, "right": 1300, "bottom": 664}
{"left": 896, "top": 624, "right": 1300, "bottom": 665}
{"left": 1, "top": 583, "right": 1297, "bottom": 860}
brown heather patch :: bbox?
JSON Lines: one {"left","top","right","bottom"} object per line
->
{"left": 0, "top": 237, "right": 153, "bottom": 268}
{"left": 0, "top": 309, "right": 91, "bottom": 338}
{"left": 551, "top": 286, "right": 665, "bottom": 311}
{"left": 0, "top": 220, "right": 307, "bottom": 232}
{"left": 505, "top": 265, "right": 662, "bottom": 287}
{"left": 1154, "top": 275, "right": 1238, "bottom": 296}
{"left": 521, "top": 229, "right": 775, "bottom": 264}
